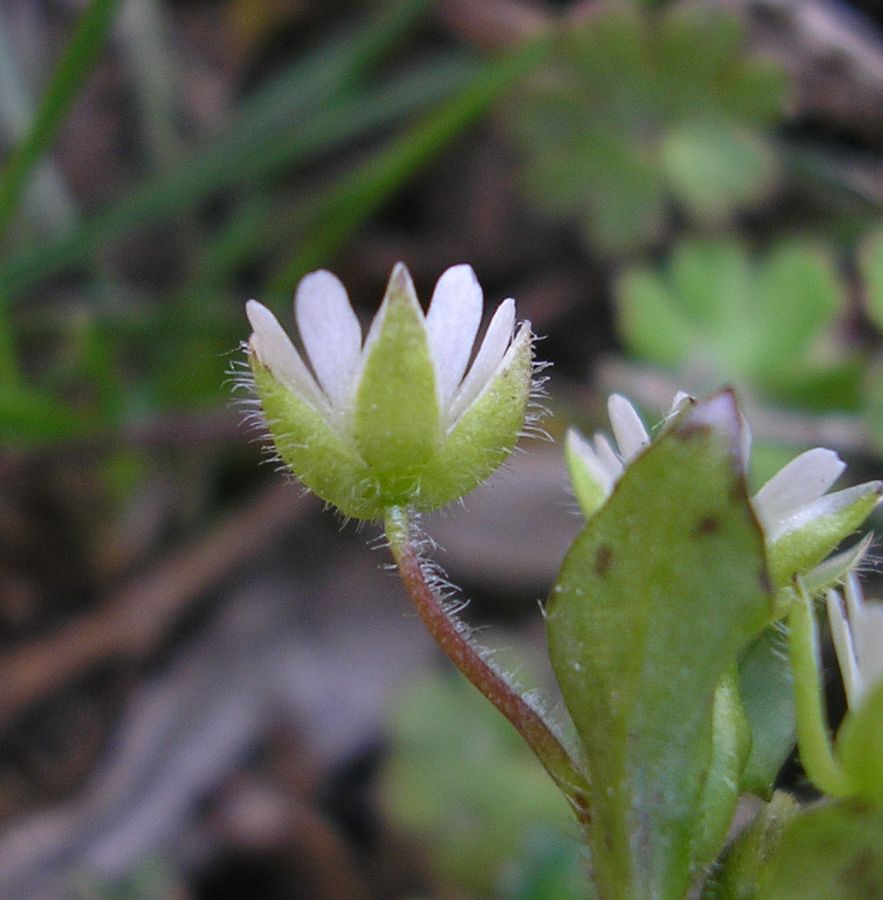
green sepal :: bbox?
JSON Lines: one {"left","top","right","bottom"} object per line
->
{"left": 565, "top": 430, "right": 609, "bottom": 520}
{"left": 353, "top": 263, "right": 440, "bottom": 497}
{"left": 251, "top": 359, "right": 379, "bottom": 519}
{"left": 756, "top": 800, "right": 883, "bottom": 899}
{"left": 766, "top": 482, "right": 882, "bottom": 588}
{"left": 802, "top": 536, "right": 872, "bottom": 598}
{"left": 546, "top": 391, "right": 772, "bottom": 900}
{"left": 835, "top": 680, "right": 883, "bottom": 807}
{"left": 692, "top": 669, "right": 752, "bottom": 870}
{"left": 416, "top": 325, "right": 533, "bottom": 511}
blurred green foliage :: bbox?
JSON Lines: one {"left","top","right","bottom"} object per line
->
{"left": 508, "top": 3, "right": 787, "bottom": 253}
{"left": 617, "top": 239, "right": 859, "bottom": 410}
{"left": 381, "top": 672, "right": 584, "bottom": 898}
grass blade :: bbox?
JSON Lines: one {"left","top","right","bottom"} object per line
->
{"left": 0, "top": 0, "right": 123, "bottom": 237}
{"left": 269, "top": 38, "right": 550, "bottom": 293}
{"left": 0, "top": 0, "right": 429, "bottom": 297}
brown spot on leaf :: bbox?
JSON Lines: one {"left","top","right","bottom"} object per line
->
{"left": 694, "top": 515, "right": 719, "bottom": 536}
{"left": 839, "top": 848, "right": 883, "bottom": 897}
{"left": 759, "top": 568, "right": 773, "bottom": 595}
{"left": 595, "top": 546, "right": 613, "bottom": 577}
{"left": 673, "top": 421, "right": 711, "bottom": 441}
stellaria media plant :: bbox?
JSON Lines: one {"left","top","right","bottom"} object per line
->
{"left": 239, "top": 263, "right": 883, "bottom": 899}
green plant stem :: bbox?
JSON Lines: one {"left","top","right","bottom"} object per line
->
{"left": 0, "top": 0, "right": 123, "bottom": 237}
{"left": 788, "top": 582, "right": 852, "bottom": 797}
{"left": 383, "top": 506, "right": 591, "bottom": 822}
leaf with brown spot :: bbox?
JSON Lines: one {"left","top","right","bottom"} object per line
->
{"left": 546, "top": 391, "right": 772, "bottom": 900}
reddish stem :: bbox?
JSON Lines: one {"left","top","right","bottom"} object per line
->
{"left": 385, "top": 506, "right": 590, "bottom": 822}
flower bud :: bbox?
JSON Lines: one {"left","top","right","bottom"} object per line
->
{"left": 244, "top": 263, "right": 535, "bottom": 519}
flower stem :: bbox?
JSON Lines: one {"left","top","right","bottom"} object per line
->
{"left": 788, "top": 581, "right": 852, "bottom": 797}
{"left": 384, "top": 505, "right": 591, "bottom": 820}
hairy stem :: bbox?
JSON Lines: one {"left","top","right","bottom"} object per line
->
{"left": 384, "top": 505, "right": 590, "bottom": 820}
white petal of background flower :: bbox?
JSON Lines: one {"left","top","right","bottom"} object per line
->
{"left": 828, "top": 573, "right": 883, "bottom": 707}
{"left": 847, "top": 574, "right": 883, "bottom": 702}
{"left": 449, "top": 297, "right": 515, "bottom": 426}
{"left": 608, "top": 394, "right": 650, "bottom": 463}
{"left": 246, "top": 300, "right": 324, "bottom": 408}
{"left": 425, "top": 264, "right": 483, "bottom": 412}
{"left": 753, "top": 448, "right": 845, "bottom": 532}
{"left": 828, "top": 585, "right": 862, "bottom": 707}
{"left": 567, "top": 430, "right": 616, "bottom": 495}
{"left": 593, "top": 434, "right": 622, "bottom": 482}
{"left": 295, "top": 270, "right": 363, "bottom": 410}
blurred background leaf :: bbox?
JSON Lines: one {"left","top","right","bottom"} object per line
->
{"left": 506, "top": 3, "right": 787, "bottom": 254}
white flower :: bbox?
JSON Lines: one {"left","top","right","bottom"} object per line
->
{"left": 565, "top": 391, "right": 691, "bottom": 504}
{"left": 247, "top": 263, "right": 524, "bottom": 433}
{"left": 827, "top": 573, "right": 883, "bottom": 708}
{"left": 243, "top": 262, "right": 535, "bottom": 519}
{"left": 566, "top": 392, "right": 881, "bottom": 587}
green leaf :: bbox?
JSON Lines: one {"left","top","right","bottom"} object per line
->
{"left": 860, "top": 228, "right": 883, "bottom": 334}
{"left": 546, "top": 392, "right": 772, "bottom": 900}
{"left": 719, "top": 62, "right": 789, "bottom": 127}
{"left": 738, "top": 626, "right": 796, "bottom": 796}
{"left": 661, "top": 120, "right": 777, "bottom": 223}
{"left": 692, "top": 670, "right": 752, "bottom": 869}
{"left": 752, "top": 241, "right": 840, "bottom": 376}
{"left": 616, "top": 267, "right": 695, "bottom": 367}
{"left": 668, "top": 240, "right": 750, "bottom": 336}
{"left": 579, "top": 137, "right": 667, "bottom": 254}
{"left": 353, "top": 264, "right": 439, "bottom": 490}
{"left": 757, "top": 801, "right": 883, "bottom": 899}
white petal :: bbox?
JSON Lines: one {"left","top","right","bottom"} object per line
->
{"left": 843, "top": 573, "right": 883, "bottom": 705}
{"left": 567, "top": 429, "right": 616, "bottom": 497}
{"left": 608, "top": 394, "right": 650, "bottom": 463}
{"left": 753, "top": 448, "right": 845, "bottom": 530}
{"left": 852, "top": 613, "right": 883, "bottom": 702}
{"left": 295, "top": 270, "right": 362, "bottom": 409}
{"left": 246, "top": 300, "right": 323, "bottom": 407}
{"left": 845, "top": 570, "right": 865, "bottom": 623}
{"left": 448, "top": 298, "right": 515, "bottom": 425}
{"left": 828, "top": 587, "right": 862, "bottom": 708}
{"left": 593, "top": 433, "right": 624, "bottom": 483}
{"left": 426, "top": 264, "right": 483, "bottom": 411}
